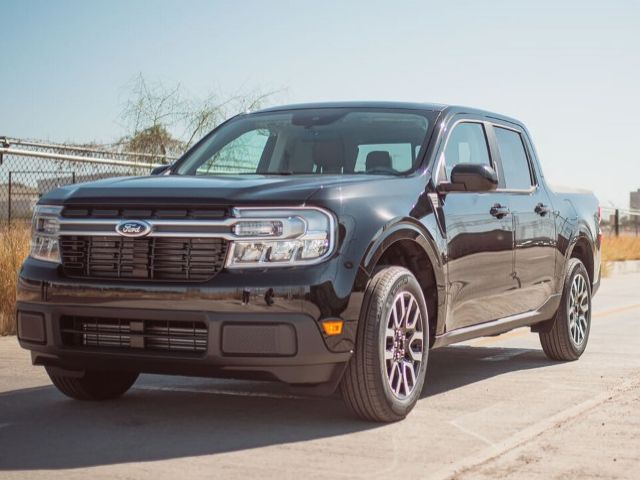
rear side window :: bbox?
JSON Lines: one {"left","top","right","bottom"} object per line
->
{"left": 442, "top": 123, "right": 491, "bottom": 180}
{"left": 494, "top": 127, "right": 533, "bottom": 189}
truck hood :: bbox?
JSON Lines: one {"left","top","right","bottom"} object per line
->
{"left": 40, "top": 174, "right": 391, "bottom": 206}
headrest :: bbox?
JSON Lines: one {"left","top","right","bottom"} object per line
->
{"left": 365, "top": 151, "right": 392, "bottom": 171}
{"left": 312, "top": 140, "right": 344, "bottom": 173}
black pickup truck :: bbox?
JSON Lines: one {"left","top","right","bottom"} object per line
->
{"left": 16, "top": 102, "right": 601, "bottom": 422}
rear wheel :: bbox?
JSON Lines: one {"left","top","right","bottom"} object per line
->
{"left": 46, "top": 368, "right": 139, "bottom": 401}
{"left": 539, "top": 258, "right": 592, "bottom": 361}
{"left": 341, "top": 266, "right": 429, "bottom": 422}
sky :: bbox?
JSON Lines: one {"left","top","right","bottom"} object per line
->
{"left": 0, "top": 0, "right": 639, "bottom": 207}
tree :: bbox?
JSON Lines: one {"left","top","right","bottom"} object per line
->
{"left": 127, "top": 124, "right": 182, "bottom": 159}
{"left": 119, "top": 74, "right": 276, "bottom": 162}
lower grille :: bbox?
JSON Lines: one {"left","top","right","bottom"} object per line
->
{"left": 60, "top": 236, "right": 228, "bottom": 281}
{"left": 60, "top": 316, "right": 208, "bottom": 354}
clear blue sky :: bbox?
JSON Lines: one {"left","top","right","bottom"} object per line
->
{"left": 1, "top": 0, "right": 639, "bottom": 207}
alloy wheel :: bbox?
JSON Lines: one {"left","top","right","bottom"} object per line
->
{"left": 568, "top": 272, "right": 590, "bottom": 346}
{"left": 383, "top": 291, "right": 425, "bottom": 399}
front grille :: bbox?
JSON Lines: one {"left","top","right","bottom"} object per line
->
{"left": 60, "top": 316, "right": 208, "bottom": 354}
{"left": 60, "top": 236, "right": 228, "bottom": 281}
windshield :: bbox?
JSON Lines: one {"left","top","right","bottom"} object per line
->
{"left": 174, "top": 108, "right": 433, "bottom": 176}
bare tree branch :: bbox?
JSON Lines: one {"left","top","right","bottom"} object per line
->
{"left": 120, "top": 74, "right": 280, "bottom": 159}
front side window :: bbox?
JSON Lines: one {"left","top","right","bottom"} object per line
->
{"left": 196, "top": 129, "right": 271, "bottom": 175}
{"left": 442, "top": 122, "right": 491, "bottom": 180}
{"left": 175, "top": 109, "right": 432, "bottom": 176}
{"left": 494, "top": 127, "right": 533, "bottom": 190}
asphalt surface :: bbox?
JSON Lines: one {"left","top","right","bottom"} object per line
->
{"left": 1, "top": 273, "right": 639, "bottom": 479}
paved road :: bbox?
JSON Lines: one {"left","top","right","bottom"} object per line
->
{"left": 1, "top": 273, "right": 639, "bottom": 479}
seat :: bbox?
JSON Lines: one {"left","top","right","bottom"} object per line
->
{"left": 312, "top": 140, "right": 344, "bottom": 174}
{"left": 365, "top": 151, "right": 392, "bottom": 171}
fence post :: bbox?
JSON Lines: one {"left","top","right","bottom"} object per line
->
{"left": 0, "top": 136, "right": 8, "bottom": 165}
{"left": 614, "top": 209, "right": 620, "bottom": 237}
{"left": 7, "top": 171, "right": 12, "bottom": 225}
{"left": 72, "top": 171, "right": 76, "bottom": 184}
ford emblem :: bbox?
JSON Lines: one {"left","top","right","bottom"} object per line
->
{"left": 115, "top": 220, "right": 152, "bottom": 238}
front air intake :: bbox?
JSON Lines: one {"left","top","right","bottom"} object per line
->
{"left": 60, "top": 316, "right": 208, "bottom": 355}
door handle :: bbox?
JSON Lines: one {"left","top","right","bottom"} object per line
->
{"left": 490, "top": 204, "right": 510, "bottom": 219}
{"left": 535, "top": 203, "right": 550, "bottom": 216}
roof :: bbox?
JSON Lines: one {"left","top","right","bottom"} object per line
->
{"left": 253, "top": 101, "right": 524, "bottom": 127}
{"left": 255, "top": 101, "right": 448, "bottom": 113}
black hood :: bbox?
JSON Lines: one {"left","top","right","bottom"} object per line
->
{"left": 40, "top": 174, "right": 398, "bottom": 207}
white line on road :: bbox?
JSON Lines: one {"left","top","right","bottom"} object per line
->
{"left": 449, "top": 419, "right": 497, "bottom": 448}
{"left": 431, "top": 376, "right": 640, "bottom": 480}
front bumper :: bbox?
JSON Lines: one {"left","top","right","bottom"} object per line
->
{"left": 16, "top": 257, "right": 361, "bottom": 386}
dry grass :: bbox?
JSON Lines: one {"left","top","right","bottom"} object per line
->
{"left": 601, "top": 235, "right": 640, "bottom": 262}
{"left": 599, "top": 235, "right": 640, "bottom": 278}
{"left": 0, "top": 223, "right": 31, "bottom": 335}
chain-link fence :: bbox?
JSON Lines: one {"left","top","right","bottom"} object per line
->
{"left": 2, "top": 136, "right": 639, "bottom": 236}
{"left": 600, "top": 207, "right": 640, "bottom": 237}
{"left": 0, "top": 137, "right": 177, "bottom": 223}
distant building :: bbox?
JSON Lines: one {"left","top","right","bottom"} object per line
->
{"left": 631, "top": 189, "right": 640, "bottom": 210}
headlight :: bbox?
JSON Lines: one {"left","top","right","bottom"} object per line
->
{"left": 226, "top": 207, "right": 336, "bottom": 268}
{"left": 31, "top": 205, "right": 63, "bottom": 263}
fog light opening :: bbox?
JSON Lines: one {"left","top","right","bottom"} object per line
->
{"left": 321, "top": 319, "right": 344, "bottom": 336}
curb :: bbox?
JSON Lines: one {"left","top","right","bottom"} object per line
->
{"left": 606, "top": 260, "right": 640, "bottom": 275}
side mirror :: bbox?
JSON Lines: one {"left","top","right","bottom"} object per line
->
{"left": 438, "top": 163, "right": 498, "bottom": 193}
{"left": 151, "top": 164, "right": 172, "bottom": 176}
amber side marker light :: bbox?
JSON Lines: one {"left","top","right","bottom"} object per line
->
{"left": 322, "top": 319, "right": 344, "bottom": 336}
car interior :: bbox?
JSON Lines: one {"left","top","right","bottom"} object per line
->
{"left": 189, "top": 110, "right": 429, "bottom": 176}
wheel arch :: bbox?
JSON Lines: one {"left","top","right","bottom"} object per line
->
{"left": 355, "top": 218, "right": 446, "bottom": 344}
{"left": 567, "top": 231, "right": 596, "bottom": 287}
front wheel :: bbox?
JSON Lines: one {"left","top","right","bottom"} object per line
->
{"left": 539, "top": 258, "right": 592, "bottom": 361}
{"left": 341, "top": 266, "right": 429, "bottom": 422}
{"left": 46, "top": 368, "right": 139, "bottom": 401}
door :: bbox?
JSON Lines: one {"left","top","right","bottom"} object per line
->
{"left": 439, "top": 121, "right": 517, "bottom": 330}
{"left": 490, "top": 124, "right": 557, "bottom": 312}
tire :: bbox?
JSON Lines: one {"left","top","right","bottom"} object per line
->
{"left": 46, "top": 367, "right": 139, "bottom": 401}
{"left": 539, "top": 258, "right": 592, "bottom": 361}
{"left": 340, "top": 266, "right": 429, "bottom": 422}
